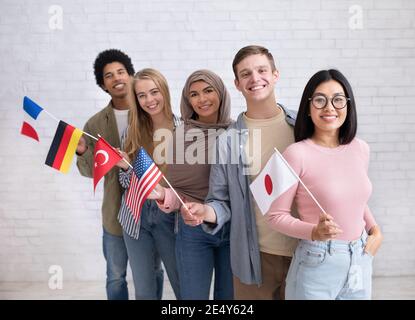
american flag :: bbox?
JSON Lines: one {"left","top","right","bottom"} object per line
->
{"left": 126, "top": 147, "right": 163, "bottom": 222}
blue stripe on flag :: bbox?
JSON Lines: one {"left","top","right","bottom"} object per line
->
{"left": 23, "top": 96, "right": 44, "bottom": 120}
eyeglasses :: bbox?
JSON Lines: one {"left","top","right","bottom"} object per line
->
{"left": 308, "top": 94, "right": 350, "bottom": 110}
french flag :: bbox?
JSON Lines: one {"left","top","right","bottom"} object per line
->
{"left": 20, "top": 96, "right": 44, "bottom": 142}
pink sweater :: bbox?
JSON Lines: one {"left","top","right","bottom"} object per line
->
{"left": 267, "top": 138, "right": 377, "bottom": 241}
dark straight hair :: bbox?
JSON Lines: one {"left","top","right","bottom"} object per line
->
{"left": 294, "top": 69, "right": 357, "bottom": 144}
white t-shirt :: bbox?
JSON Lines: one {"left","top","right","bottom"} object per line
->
{"left": 113, "top": 108, "right": 129, "bottom": 141}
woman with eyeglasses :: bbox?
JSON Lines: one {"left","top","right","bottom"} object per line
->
{"left": 266, "top": 69, "right": 383, "bottom": 299}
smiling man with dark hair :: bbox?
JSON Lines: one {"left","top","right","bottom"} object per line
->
{"left": 76, "top": 49, "right": 136, "bottom": 300}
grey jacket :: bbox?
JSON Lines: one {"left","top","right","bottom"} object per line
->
{"left": 204, "top": 104, "right": 296, "bottom": 286}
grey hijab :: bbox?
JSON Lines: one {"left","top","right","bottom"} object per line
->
{"left": 180, "top": 69, "right": 231, "bottom": 128}
{"left": 166, "top": 70, "right": 232, "bottom": 203}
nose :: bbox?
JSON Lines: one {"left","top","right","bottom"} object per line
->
{"left": 198, "top": 93, "right": 208, "bottom": 104}
{"left": 114, "top": 73, "right": 122, "bottom": 82}
{"left": 324, "top": 99, "right": 335, "bottom": 111}
{"left": 251, "top": 70, "right": 261, "bottom": 82}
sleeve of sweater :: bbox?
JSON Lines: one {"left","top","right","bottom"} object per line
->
{"left": 156, "top": 188, "right": 182, "bottom": 213}
{"left": 119, "top": 167, "right": 132, "bottom": 190}
{"left": 266, "top": 144, "right": 316, "bottom": 240}
{"left": 76, "top": 121, "right": 95, "bottom": 178}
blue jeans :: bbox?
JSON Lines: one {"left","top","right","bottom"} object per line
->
{"left": 176, "top": 217, "right": 233, "bottom": 300}
{"left": 286, "top": 231, "right": 373, "bottom": 300}
{"left": 123, "top": 200, "right": 180, "bottom": 300}
{"left": 102, "top": 227, "right": 129, "bottom": 300}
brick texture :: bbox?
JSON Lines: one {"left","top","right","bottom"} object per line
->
{"left": 0, "top": 0, "right": 414, "bottom": 281}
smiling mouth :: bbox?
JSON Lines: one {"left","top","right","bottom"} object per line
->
{"left": 113, "top": 83, "right": 125, "bottom": 89}
{"left": 146, "top": 104, "right": 158, "bottom": 109}
{"left": 249, "top": 85, "right": 266, "bottom": 91}
{"left": 320, "top": 115, "right": 338, "bottom": 121}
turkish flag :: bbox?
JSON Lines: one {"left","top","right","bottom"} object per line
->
{"left": 93, "top": 137, "right": 123, "bottom": 192}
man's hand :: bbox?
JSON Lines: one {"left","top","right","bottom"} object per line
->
{"left": 76, "top": 136, "right": 87, "bottom": 155}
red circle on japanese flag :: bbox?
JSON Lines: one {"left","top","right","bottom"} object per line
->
{"left": 264, "top": 174, "right": 273, "bottom": 195}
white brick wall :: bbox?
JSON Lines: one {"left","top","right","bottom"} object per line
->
{"left": 0, "top": 0, "right": 414, "bottom": 282}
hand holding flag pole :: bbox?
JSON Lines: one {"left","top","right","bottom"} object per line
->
{"left": 160, "top": 175, "right": 189, "bottom": 211}
{"left": 272, "top": 148, "right": 342, "bottom": 239}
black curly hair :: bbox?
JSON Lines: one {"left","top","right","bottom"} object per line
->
{"left": 93, "top": 49, "right": 135, "bottom": 89}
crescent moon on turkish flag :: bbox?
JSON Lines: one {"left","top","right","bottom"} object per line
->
{"left": 95, "top": 150, "right": 109, "bottom": 167}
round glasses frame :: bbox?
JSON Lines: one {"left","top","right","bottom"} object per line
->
{"left": 308, "top": 94, "right": 350, "bottom": 110}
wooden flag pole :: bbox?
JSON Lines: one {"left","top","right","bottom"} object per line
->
{"left": 161, "top": 175, "right": 189, "bottom": 211}
{"left": 273, "top": 147, "right": 327, "bottom": 215}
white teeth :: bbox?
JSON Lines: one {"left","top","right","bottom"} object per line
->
{"left": 114, "top": 84, "right": 124, "bottom": 89}
{"left": 321, "top": 116, "right": 337, "bottom": 119}
{"left": 250, "top": 85, "right": 265, "bottom": 91}
{"left": 147, "top": 104, "right": 157, "bottom": 109}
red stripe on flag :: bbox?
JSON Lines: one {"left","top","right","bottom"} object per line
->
{"left": 20, "top": 121, "right": 39, "bottom": 141}
{"left": 134, "top": 167, "right": 162, "bottom": 221}
{"left": 52, "top": 124, "right": 75, "bottom": 170}
{"left": 125, "top": 164, "right": 162, "bottom": 222}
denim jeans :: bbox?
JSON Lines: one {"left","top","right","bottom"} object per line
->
{"left": 102, "top": 227, "right": 129, "bottom": 300}
{"left": 176, "top": 217, "right": 233, "bottom": 300}
{"left": 123, "top": 200, "right": 180, "bottom": 300}
{"left": 286, "top": 231, "right": 373, "bottom": 300}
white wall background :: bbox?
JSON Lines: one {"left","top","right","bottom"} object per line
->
{"left": 0, "top": 0, "right": 414, "bottom": 282}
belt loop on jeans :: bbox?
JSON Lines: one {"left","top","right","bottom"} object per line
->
{"left": 328, "top": 240, "right": 334, "bottom": 255}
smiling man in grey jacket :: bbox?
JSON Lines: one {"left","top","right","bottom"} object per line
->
{"left": 183, "top": 45, "right": 297, "bottom": 300}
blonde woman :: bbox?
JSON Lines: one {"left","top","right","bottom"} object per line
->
{"left": 116, "top": 68, "right": 181, "bottom": 300}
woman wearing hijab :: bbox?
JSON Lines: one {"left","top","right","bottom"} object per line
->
{"left": 149, "top": 69, "right": 234, "bottom": 300}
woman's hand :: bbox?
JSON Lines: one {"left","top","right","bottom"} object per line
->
{"left": 147, "top": 184, "right": 165, "bottom": 201}
{"left": 180, "top": 202, "right": 205, "bottom": 226}
{"left": 311, "top": 212, "right": 343, "bottom": 241}
{"left": 115, "top": 149, "right": 130, "bottom": 170}
{"left": 364, "top": 225, "right": 383, "bottom": 257}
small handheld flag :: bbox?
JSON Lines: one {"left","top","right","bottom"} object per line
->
{"left": 126, "top": 147, "right": 163, "bottom": 222}
{"left": 93, "top": 137, "right": 123, "bottom": 191}
{"left": 250, "top": 150, "right": 298, "bottom": 215}
{"left": 23, "top": 96, "right": 44, "bottom": 120}
{"left": 45, "top": 120, "right": 83, "bottom": 173}
{"left": 20, "top": 121, "right": 39, "bottom": 142}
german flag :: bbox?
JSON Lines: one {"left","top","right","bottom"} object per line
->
{"left": 45, "top": 121, "right": 83, "bottom": 173}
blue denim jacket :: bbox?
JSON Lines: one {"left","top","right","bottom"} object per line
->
{"left": 203, "top": 104, "right": 296, "bottom": 286}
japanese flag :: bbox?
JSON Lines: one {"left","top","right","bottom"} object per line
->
{"left": 249, "top": 151, "right": 298, "bottom": 215}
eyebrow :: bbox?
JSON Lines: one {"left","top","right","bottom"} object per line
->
{"left": 314, "top": 92, "right": 345, "bottom": 96}
{"left": 104, "top": 68, "right": 126, "bottom": 77}
{"left": 189, "top": 85, "right": 214, "bottom": 94}
{"left": 136, "top": 87, "right": 158, "bottom": 95}
{"left": 238, "top": 65, "right": 269, "bottom": 75}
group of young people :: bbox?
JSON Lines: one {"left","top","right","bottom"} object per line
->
{"left": 75, "top": 45, "right": 383, "bottom": 300}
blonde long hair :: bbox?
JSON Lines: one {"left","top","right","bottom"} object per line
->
{"left": 124, "top": 68, "right": 174, "bottom": 160}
